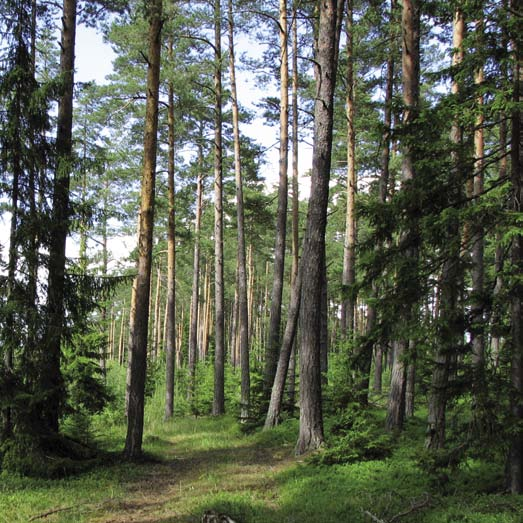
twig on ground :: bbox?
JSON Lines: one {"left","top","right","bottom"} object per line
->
{"left": 363, "top": 492, "right": 431, "bottom": 523}
{"left": 29, "top": 505, "right": 77, "bottom": 521}
{"left": 363, "top": 509, "right": 386, "bottom": 523}
{"left": 389, "top": 493, "right": 431, "bottom": 523}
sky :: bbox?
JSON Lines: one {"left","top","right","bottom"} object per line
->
{"left": 1, "top": 22, "right": 314, "bottom": 267}
{"left": 75, "top": 24, "right": 313, "bottom": 193}
{"left": 75, "top": 25, "right": 117, "bottom": 85}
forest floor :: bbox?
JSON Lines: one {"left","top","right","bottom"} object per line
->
{"left": 2, "top": 413, "right": 523, "bottom": 523}
{"left": 1, "top": 416, "right": 301, "bottom": 523}
{"left": 89, "top": 417, "right": 297, "bottom": 523}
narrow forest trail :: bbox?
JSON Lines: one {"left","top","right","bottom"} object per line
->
{"left": 89, "top": 417, "right": 298, "bottom": 523}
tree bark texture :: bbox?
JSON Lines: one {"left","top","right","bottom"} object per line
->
{"left": 165, "top": 71, "right": 176, "bottom": 420}
{"left": 341, "top": 0, "right": 356, "bottom": 337}
{"left": 288, "top": 1, "right": 300, "bottom": 415}
{"left": 386, "top": 0, "right": 420, "bottom": 432}
{"left": 265, "top": 266, "right": 302, "bottom": 429}
{"left": 370, "top": 0, "right": 395, "bottom": 398}
{"left": 295, "top": 0, "right": 338, "bottom": 456}
{"left": 124, "top": 0, "right": 162, "bottom": 458}
{"left": 471, "top": 20, "right": 486, "bottom": 402}
{"left": 264, "top": 0, "right": 289, "bottom": 396}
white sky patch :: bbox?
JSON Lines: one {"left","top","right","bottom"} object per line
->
{"left": 75, "top": 25, "right": 116, "bottom": 85}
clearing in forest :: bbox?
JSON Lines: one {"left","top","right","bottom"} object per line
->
{"left": 3, "top": 414, "right": 523, "bottom": 523}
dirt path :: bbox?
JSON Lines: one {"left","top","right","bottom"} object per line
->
{"left": 88, "top": 421, "right": 297, "bottom": 523}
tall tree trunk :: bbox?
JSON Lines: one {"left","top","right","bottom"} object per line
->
{"left": 165, "top": 65, "right": 177, "bottom": 420}
{"left": 188, "top": 141, "right": 204, "bottom": 406}
{"left": 340, "top": 0, "right": 356, "bottom": 337}
{"left": 247, "top": 244, "right": 255, "bottom": 345}
{"left": 100, "top": 179, "right": 109, "bottom": 372}
{"left": 405, "top": 346, "right": 416, "bottom": 417}
{"left": 264, "top": 0, "right": 290, "bottom": 397}
{"left": 386, "top": 0, "right": 420, "bottom": 433}
{"left": 228, "top": 0, "right": 250, "bottom": 421}
{"left": 370, "top": 0, "right": 395, "bottom": 398}
{"left": 295, "top": 0, "right": 339, "bottom": 455}
{"left": 27, "top": 0, "right": 39, "bottom": 346}
{"left": 41, "top": 0, "right": 77, "bottom": 433}
{"left": 425, "top": 8, "right": 464, "bottom": 449}
{"left": 124, "top": 0, "right": 162, "bottom": 458}
{"left": 265, "top": 264, "right": 302, "bottom": 429}
{"left": 212, "top": 0, "right": 225, "bottom": 416}
{"left": 287, "top": 1, "right": 300, "bottom": 412}
{"left": 506, "top": 0, "right": 523, "bottom": 493}
{"left": 491, "top": 5, "right": 509, "bottom": 365}
{"left": 471, "top": 19, "right": 486, "bottom": 402}
{"left": 373, "top": 344, "right": 383, "bottom": 393}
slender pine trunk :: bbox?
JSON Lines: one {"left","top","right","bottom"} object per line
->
{"left": 165, "top": 65, "right": 177, "bottom": 420}
{"left": 212, "top": 0, "right": 225, "bottom": 416}
{"left": 124, "top": 0, "right": 162, "bottom": 458}
{"left": 386, "top": 0, "right": 420, "bottom": 433}
{"left": 227, "top": 0, "right": 250, "bottom": 422}
{"left": 265, "top": 0, "right": 289, "bottom": 396}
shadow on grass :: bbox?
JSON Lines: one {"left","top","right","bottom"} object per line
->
{"left": 14, "top": 414, "right": 523, "bottom": 523}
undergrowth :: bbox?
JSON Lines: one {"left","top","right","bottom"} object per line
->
{"left": 0, "top": 362, "right": 522, "bottom": 523}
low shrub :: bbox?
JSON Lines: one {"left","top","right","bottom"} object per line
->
{"left": 312, "top": 406, "right": 393, "bottom": 465}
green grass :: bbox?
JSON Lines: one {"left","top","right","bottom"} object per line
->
{"left": 1, "top": 368, "right": 522, "bottom": 523}
{"left": 2, "top": 410, "right": 521, "bottom": 523}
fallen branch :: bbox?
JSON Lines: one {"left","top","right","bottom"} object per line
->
{"left": 389, "top": 493, "right": 431, "bottom": 523}
{"left": 363, "top": 493, "right": 431, "bottom": 523}
{"left": 29, "top": 505, "right": 77, "bottom": 521}
{"left": 363, "top": 509, "right": 386, "bottom": 523}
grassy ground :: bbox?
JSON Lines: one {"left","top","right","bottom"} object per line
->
{"left": 1, "top": 408, "right": 522, "bottom": 523}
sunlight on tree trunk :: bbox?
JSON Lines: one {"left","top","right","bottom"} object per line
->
{"left": 124, "top": 0, "right": 162, "bottom": 459}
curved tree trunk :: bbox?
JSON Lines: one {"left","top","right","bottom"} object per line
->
{"left": 265, "top": 267, "right": 302, "bottom": 429}
{"left": 264, "top": 0, "right": 290, "bottom": 397}
{"left": 287, "top": 2, "right": 300, "bottom": 414}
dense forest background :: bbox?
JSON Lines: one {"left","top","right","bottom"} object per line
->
{"left": 1, "top": 0, "right": 523, "bottom": 509}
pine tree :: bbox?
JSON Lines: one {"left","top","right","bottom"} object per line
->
{"left": 124, "top": 0, "right": 162, "bottom": 459}
{"left": 296, "top": 0, "right": 339, "bottom": 456}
